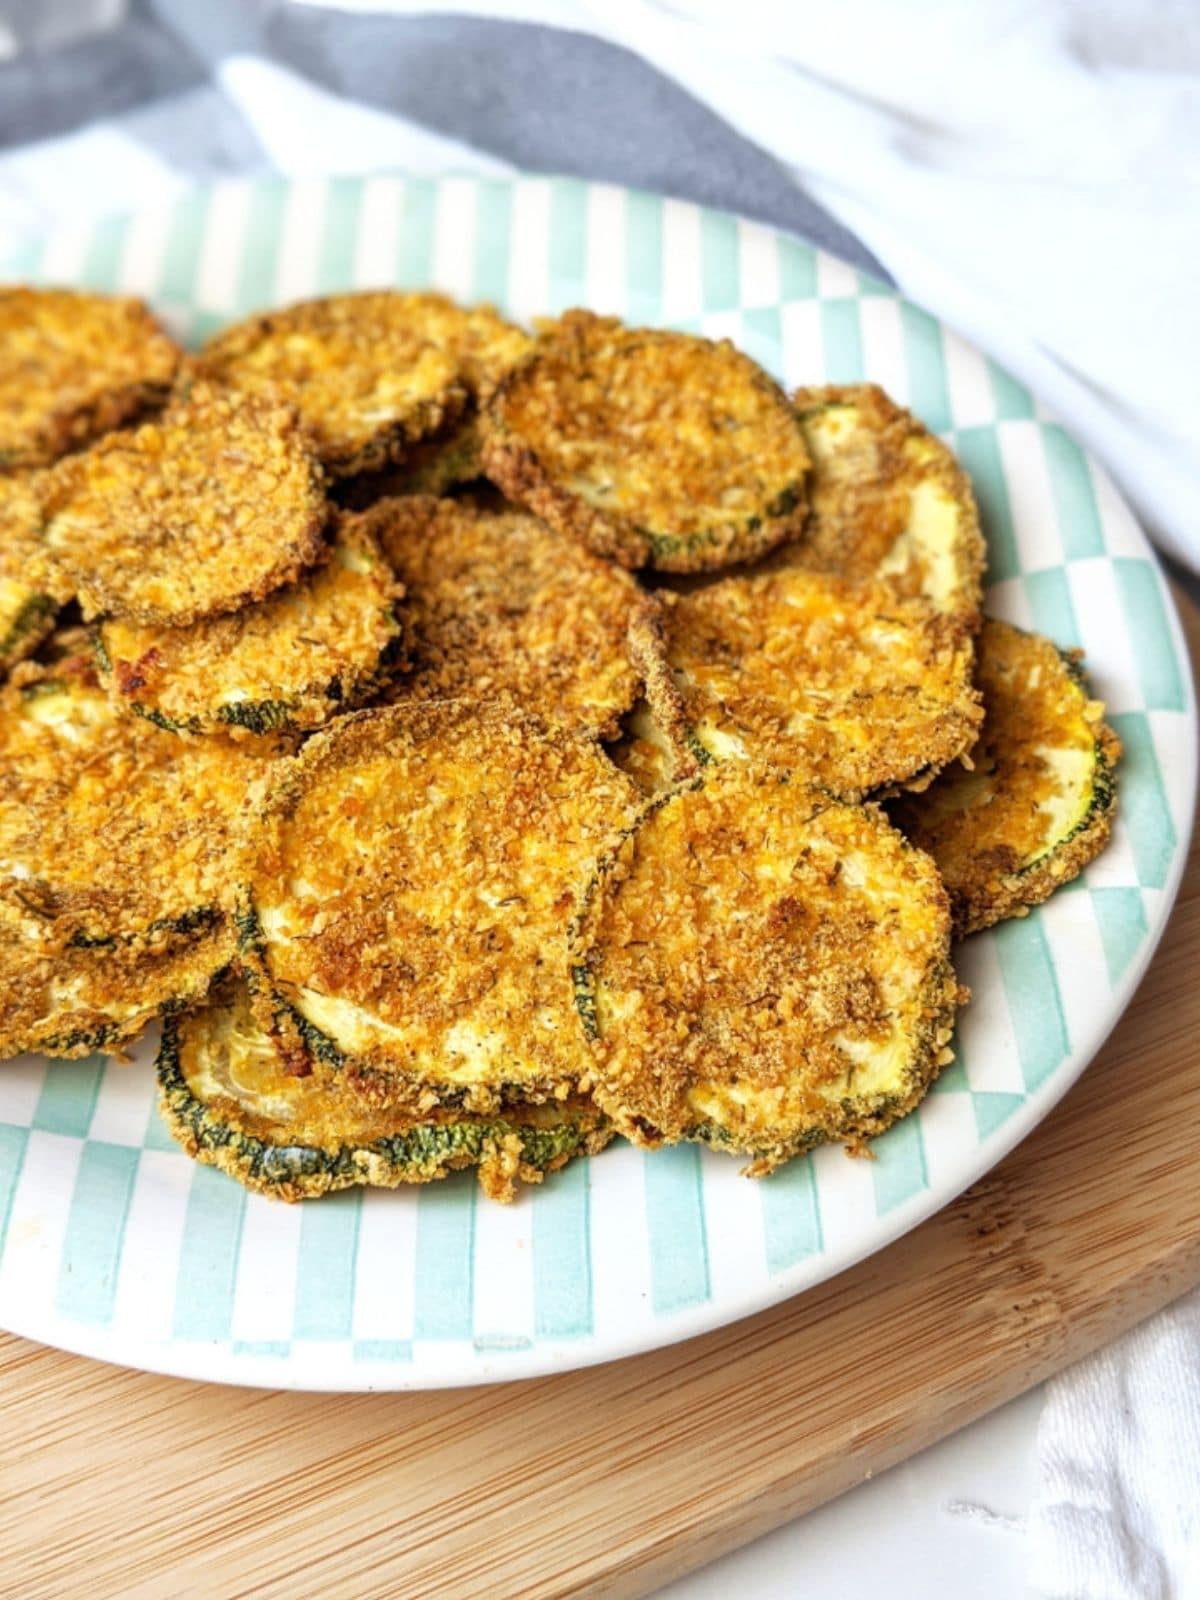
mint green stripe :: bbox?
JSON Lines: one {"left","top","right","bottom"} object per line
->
{"left": 548, "top": 178, "right": 588, "bottom": 313}
{"left": 987, "top": 359, "right": 1035, "bottom": 420}
{"left": 158, "top": 190, "right": 210, "bottom": 308}
{"left": 397, "top": 178, "right": 436, "bottom": 288}
{"left": 143, "top": 1105, "right": 180, "bottom": 1152}
{"left": 742, "top": 306, "right": 784, "bottom": 379}
{"left": 293, "top": 1190, "right": 361, "bottom": 1340}
{"left": 232, "top": 1339, "right": 290, "bottom": 1358}
{"left": 857, "top": 269, "right": 890, "bottom": 297}
{"left": 472, "top": 179, "right": 514, "bottom": 307}
{"left": 55, "top": 1141, "right": 139, "bottom": 1325}
{"left": 316, "top": 177, "right": 362, "bottom": 292}
{"left": 644, "top": 1146, "right": 710, "bottom": 1314}
{"left": 930, "top": 1055, "right": 969, "bottom": 1093}
{"left": 1108, "top": 712, "right": 1177, "bottom": 889}
{"left": 354, "top": 1338, "right": 413, "bottom": 1362}
{"left": 626, "top": 190, "right": 664, "bottom": 322}
{"left": 236, "top": 181, "right": 288, "bottom": 313}
{"left": 955, "top": 427, "right": 1020, "bottom": 584}
{"left": 992, "top": 915, "right": 1070, "bottom": 1091}
{"left": 972, "top": 1091, "right": 1026, "bottom": 1142}
{"left": 1, "top": 236, "right": 44, "bottom": 278}
{"left": 172, "top": 1164, "right": 247, "bottom": 1341}
{"left": 1114, "top": 559, "right": 1187, "bottom": 711}
{"left": 33, "top": 1057, "right": 106, "bottom": 1140}
{"left": 820, "top": 299, "right": 864, "bottom": 382}
{"left": 532, "top": 1157, "right": 591, "bottom": 1338}
{"left": 760, "top": 1156, "right": 822, "bottom": 1274}
{"left": 413, "top": 1179, "right": 475, "bottom": 1339}
{"left": 872, "top": 1116, "right": 928, "bottom": 1214}
{"left": 1042, "top": 424, "right": 1105, "bottom": 559}
{"left": 777, "top": 234, "right": 817, "bottom": 299}
{"left": 701, "top": 210, "right": 739, "bottom": 311}
{"left": 81, "top": 214, "right": 129, "bottom": 294}
{"left": 1091, "top": 887, "right": 1150, "bottom": 986}
{"left": 1025, "top": 566, "right": 1081, "bottom": 645}
{"left": 901, "top": 302, "right": 952, "bottom": 432}
{"left": 0, "top": 1126, "right": 29, "bottom": 1271}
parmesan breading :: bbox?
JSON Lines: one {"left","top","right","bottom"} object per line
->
{"left": 893, "top": 618, "right": 1121, "bottom": 935}
{"left": 483, "top": 311, "right": 810, "bottom": 572}
{"left": 243, "top": 700, "right": 642, "bottom": 1112}
{"left": 572, "top": 766, "right": 962, "bottom": 1170}
{"left": 0, "top": 287, "right": 179, "bottom": 470}
{"left": 96, "top": 511, "right": 402, "bottom": 735}
{"left": 0, "top": 473, "right": 66, "bottom": 674}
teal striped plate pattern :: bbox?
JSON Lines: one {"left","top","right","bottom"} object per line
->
{"left": 0, "top": 175, "right": 1194, "bottom": 1391}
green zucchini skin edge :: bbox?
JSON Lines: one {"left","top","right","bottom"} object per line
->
{"left": 156, "top": 1013, "right": 607, "bottom": 1198}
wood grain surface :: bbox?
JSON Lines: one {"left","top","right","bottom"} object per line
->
{"left": 2, "top": 593, "right": 1197, "bottom": 1600}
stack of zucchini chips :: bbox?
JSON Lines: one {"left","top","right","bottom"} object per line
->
{"left": 0, "top": 288, "right": 1121, "bottom": 1203}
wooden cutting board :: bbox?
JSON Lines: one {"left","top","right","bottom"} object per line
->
{"left": 2, "top": 592, "right": 1197, "bottom": 1600}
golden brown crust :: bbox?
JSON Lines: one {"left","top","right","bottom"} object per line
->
{"left": 0, "top": 903, "right": 231, "bottom": 1061}
{"left": 0, "top": 473, "right": 69, "bottom": 673}
{"left": 893, "top": 618, "right": 1121, "bottom": 936}
{"left": 482, "top": 311, "right": 810, "bottom": 572}
{"left": 0, "top": 287, "right": 180, "bottom": 470}
{"left": 571, "top": 765, "right": 961, "bottom": 1167}
{"left": 245, "top": 700, "right": 642, "bottom": 1111}
{"left": 660, "top": 567, "right": 983, "bottom": 799}
{"left": 369, "top": 494, "right": 654, "bottom": 740}
{"left": 195, "top": 291, "right": 527, "bottom": 477}
{"left": 37, "top": 382, "right": 328, "bottom": 626}
{"left": 0, "top": 652, "right": 285, "bottom": 947}
{"left": 96, "top": 510, "right": 402, "bottom": 735}
{"left": 782, "top": 384, "right": 985, "bottom": 628}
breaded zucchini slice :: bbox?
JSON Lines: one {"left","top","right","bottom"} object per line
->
{"left": 0, "top": 474, "right": 67, "bottom": 673}
{"left": 158, "top": 979, "right": 612, "bottom": 1203}
{"left": 482, "top": 311, "right": 810, "bottom": 573}
{"left": 242, "top": 700, "right": 641, "bottom": 1112}
{"left": 659, "top": 568, "right": 982, "bottom": 799}
{"left": 0, "top": 655, "right": 282, "bottom": 947}
{"left": 571, "top": 766, "right": 962, "bottom": 1171}
{"left": 784, "top": 385, "right": 985, "bottom": 627}
{"left": 0, "top": 287, "right": 179, "bottom": 470}
{"left": 892, "top": 618, "right": 1121, "bottom": 936}
{"left": 37, "top": 382, "right": 327, "bottom": 626}
{"left": 196, "top": 291, "right": 528, "bottom": 478}
{"left": 0, "top": 903, "right": 232, "bottom": 1061}
{"left": 95, "top": 511, "right": 402, "bottom": 735}
{"left": 371, "top": 494, "right": 656, "bottom": 740}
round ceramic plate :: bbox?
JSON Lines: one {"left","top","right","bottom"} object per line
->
{"left": 0, "top": 175, "right": 1194, "bottom": 1391}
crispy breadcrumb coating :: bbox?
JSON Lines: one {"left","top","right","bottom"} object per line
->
{"left": 244, "top": 700, "right": 642, "bottom": 1112}
{"left": 483, "top": 311, "right": 810, "bottom": 572}
{"left": 0, "top": 473, "right": 68, "bottom": 673}
{"left": 371, "top": 494, "right": 657, "bottom": 739}
{"left": 0, "top": 287, "right": 179, "bottom": 469}
{"left": 660, "top": 567, "right": 983, "bottom": 798}
{"left": 96, "top": 510, "right": 402, "bottom": 734}
{"left": 893, "top": 618, "right": 1121, "bottom": 935}
{"left": 37, "top": 382, "right": 328, "bottom": 626}
{"left": 782, "top": 385, "right": 985, "bottom": 627}
{"left": 571, "top": 765, "right": 962, "bottom": 1170}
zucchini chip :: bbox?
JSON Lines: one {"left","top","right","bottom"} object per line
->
{"left": 571, "top": 766, "right": 962, "bottom": 1171}
{"left": 243, "top": 700, "right": 641, "bottom": 1111}
{"left": 158, "top": 979, "right": 612, "bottom": 1202}
{"left": 660, "top": 568, "right": 982, "bottom": 799}
{"left": 0, "top": 655, "right": 282, "bottom": 947}
{"left": 482, "top": 311, "right": 810, "bottom": 573}
{"left": 0, "top": 287, "right": 179, "bottom": 470}
{"left": 196, "top": 291, "right": 529, "bottom": 478}
{"left": 892, "top": 618, "right": 1121, "bottom": 936}
{"left": 372, "top": 495, "right": 655, "bottom": 740}
{"left": 0, "top": 474, "right": 65, "bottom": 673}
{"left": 784, "top": 385, "right": 985, "bottom": 627}
{"left": 37, "top": 382, "right": 327, "bottom": 627}
{"left": 0, "top": 904, "right": 231, "bottom": 1061}
{"left": 95, "top": 511, "right": 402, "bottom": 735}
